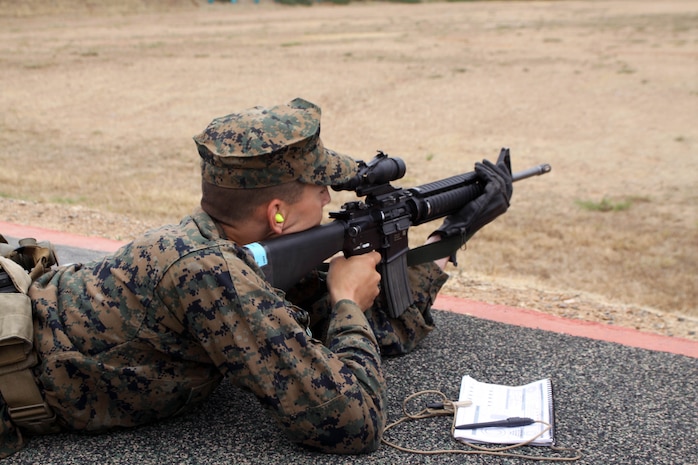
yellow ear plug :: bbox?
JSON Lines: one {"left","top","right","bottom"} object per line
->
{"left": 275, "top": 213, "right": 285, "bottom": 223}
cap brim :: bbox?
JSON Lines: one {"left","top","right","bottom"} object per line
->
{"left": 325, "top": 148, "right": 359, "bottom": 186}
{"left": 297, "top": 146, "right": 358, "bottom": 187}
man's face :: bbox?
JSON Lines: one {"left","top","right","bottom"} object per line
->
{"left": 282, "top": 184, "right": 331, "bottom": 234}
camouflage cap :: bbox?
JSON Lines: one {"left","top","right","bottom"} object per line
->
{"left": 193, "top": 98, "right": 358, "bottom": 189}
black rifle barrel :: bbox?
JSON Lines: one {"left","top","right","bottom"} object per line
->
{"left": 512, "top": 163, "right": 551, "bottom": 182}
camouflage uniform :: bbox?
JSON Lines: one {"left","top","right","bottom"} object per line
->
{"left": 0, "top": 98, "right": 447, "bottom": 457}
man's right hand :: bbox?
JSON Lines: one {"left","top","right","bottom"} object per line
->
{"left": 327, "top": 251, "right": 381, "bottom": 311}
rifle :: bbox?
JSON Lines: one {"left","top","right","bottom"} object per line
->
{"left": 244, "top": 148, "right": 550, "bottom": 318}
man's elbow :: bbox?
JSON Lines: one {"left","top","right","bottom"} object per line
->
{"left": 283, "top": 392, "right": 386, "bottom": 454}
{"left": 300, "top": 407, "right": 384, "bottom": 454}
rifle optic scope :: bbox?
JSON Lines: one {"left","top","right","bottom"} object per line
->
{"left": 332, "top": 151, "right": 406, "bottom": 192}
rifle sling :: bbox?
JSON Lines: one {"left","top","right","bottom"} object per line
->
{"left": 406, "top": 235, "right": 463, "bottom": 267}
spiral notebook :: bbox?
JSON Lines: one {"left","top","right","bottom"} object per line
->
{"left": 453, "top": 375, "right": 555, "bottom": 446}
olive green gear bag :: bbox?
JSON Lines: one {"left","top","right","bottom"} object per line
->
{"left": 0, "top": 234, "right": 60, "bottom": 434}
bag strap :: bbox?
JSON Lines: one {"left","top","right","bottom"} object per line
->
{"left": 0, "top": 343, "right": 59, "bottom": 434}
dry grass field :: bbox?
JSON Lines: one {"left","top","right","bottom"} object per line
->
{"left": 1, "top": 0, "right": 696, "bottom": 338}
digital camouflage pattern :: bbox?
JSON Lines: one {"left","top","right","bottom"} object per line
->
{"left": 194, "top": 98, "right": 358, "bottom": 189}
{"left": 0, "top": 208, "right": 447, "bottom": 457}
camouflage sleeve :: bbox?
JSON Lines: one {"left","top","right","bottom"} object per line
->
{"left": 280, "top": 298, "right": 386, "bottom": 453}
{"left": 157, "top": 247, "right": 385, "bottom": 454}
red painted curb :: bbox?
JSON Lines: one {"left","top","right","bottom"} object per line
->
{"left": 1, "top": 221, "right": 126, "bottom": 252}
{"left": 435, "top": 295, "right": 698, "bottom": 358}
{"left": 3, "top": 221, "right": 696, "bottom": 358}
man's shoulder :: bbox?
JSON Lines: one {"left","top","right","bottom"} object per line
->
{"left": 121, "top": 211, "right": 223, "bottom": 263}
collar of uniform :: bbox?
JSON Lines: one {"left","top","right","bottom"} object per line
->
{"left": 189, "top": 207, "right": 225, "bottom": 242}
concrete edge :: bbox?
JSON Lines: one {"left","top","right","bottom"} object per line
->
{"left": 3, "top": 220, "right": 696, "bottom": 358}
{"left": 434, "top": 295, "right": 698, "bottom": 358}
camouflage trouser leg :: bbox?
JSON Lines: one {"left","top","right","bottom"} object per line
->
{"left": 0, "top": 395, "right": 25, "bottom": 459}
{"left": 286, "top": 262, "right": 448, "bottom": 356}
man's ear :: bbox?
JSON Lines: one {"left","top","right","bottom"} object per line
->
{"left": 266, "top": 199, "right": 285, "bottom": 234}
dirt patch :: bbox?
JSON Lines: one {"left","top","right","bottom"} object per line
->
{"left": 1, "top": 1, "right": 696, "bottom": 341}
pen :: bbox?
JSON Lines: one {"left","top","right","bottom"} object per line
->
{"left": 455, "top": 417, "right": 535, "bottom": 430}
